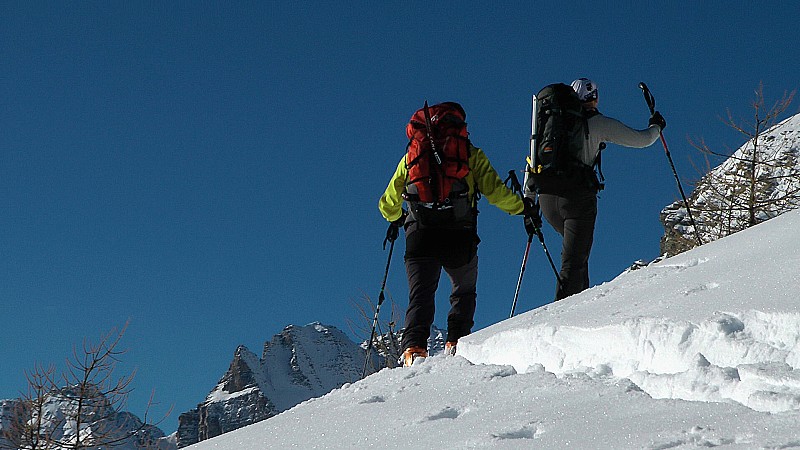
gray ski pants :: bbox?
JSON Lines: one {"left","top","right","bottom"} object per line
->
{"left": 539, "top": 190, "right": 597, "bottom": 300}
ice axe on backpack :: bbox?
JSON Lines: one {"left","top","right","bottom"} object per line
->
{"left": 504, "top": 170, "right": 562, "bottom": 318}
{"left": 422, "top": 101, "right": 443, "bottom": 165}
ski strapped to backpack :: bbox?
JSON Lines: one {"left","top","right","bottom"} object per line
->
{"left": 403, "top": 101, "right": 476, "bottom": 228}
{"left": 528, "top": 83, "right": 604, "bottom": 192}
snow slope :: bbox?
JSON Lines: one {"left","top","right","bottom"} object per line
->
{"left": 188, "top": 209, "right": 800, "bottom": 449}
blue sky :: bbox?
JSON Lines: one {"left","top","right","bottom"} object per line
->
{"left": 2, "top": 2, "right": 798, "bottom": 433}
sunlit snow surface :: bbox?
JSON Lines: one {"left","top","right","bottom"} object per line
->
{"left": 190, "top": 209, "right": 800, "bottom": 449}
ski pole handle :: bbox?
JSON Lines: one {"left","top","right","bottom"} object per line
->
{"left": 639, "top": 82, "right": 656, "bottom": 115}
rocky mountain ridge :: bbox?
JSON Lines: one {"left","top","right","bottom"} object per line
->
{"left": 0, "top": 389, "right": 175, "bottom": 450}
{"left": 176, "top": 323, "right": 366, "bottom": 447}
{"left": 661, "top": 112, "right": 800, "bottom": 256}
{"left": 176, "top": 322, "right": 446, "bottom": 447}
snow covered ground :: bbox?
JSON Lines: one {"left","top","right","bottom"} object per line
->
{"left": 189, "top": 209, "right": 800, "bottom": 449}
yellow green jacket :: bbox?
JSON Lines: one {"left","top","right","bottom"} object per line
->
{"left": 379, "top": 145, "right": 524, "bottom": 222}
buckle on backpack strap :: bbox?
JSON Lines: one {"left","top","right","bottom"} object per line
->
{"left": 402, "top": 192, "right": 420, "bottom": 202}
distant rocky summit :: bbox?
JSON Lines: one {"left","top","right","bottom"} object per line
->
{"left": 176, "top": 322, "right": 448, "bottom": 447}
{"left": 176, "top": 323, "right": 365, "bottom": 447}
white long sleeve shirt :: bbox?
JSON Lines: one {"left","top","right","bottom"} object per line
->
{"left": 578, "top": 112, "right": 661, "bottom": 165}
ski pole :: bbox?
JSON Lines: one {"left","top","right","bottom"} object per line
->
{"left": 639, "top": 82, "right": 703, "bottom": 246}
{"left": 509, "top": 234, "right": 532, "bottom": 318}
{"left": 505, "top": 170, "right": 563, "bottom": 315}
{"left": 362, "top": 234, "right": 395, "bottom": 379}
{"left": 533, "top": 227, "right": 561, "bottom": 293}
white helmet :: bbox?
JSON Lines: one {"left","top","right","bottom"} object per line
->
{"left": 571, "top": 78, "right": 598, "bottom": 102}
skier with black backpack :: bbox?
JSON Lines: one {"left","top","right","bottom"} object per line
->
{"left": 524, "top": 78, "right": 666, "bottom": 301}
{"left": 379, "top": 101, "right": 538, "bottom": 367}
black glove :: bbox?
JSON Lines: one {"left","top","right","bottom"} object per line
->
{"left": 522, "top": 197, "right": 542, "bottom": 236}
{"left": 383, "top": 212, "right": 406, "bottom": 249}
{"left": 649, "top": 111, "right": 666, "bottom": 131}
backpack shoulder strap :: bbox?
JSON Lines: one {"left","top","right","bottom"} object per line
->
{"left": 583, "top": 108, "right": 604, "bottom": 158}
{"left": 583, "top": 108, "right": 600, "bottom": 137}
{"left": 464, "top": 143, "right": 479, "bottom": 205}
{"left": 584, "top": 109, "right": 606, "bottom": 189}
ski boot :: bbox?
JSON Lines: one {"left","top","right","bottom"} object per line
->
{"left": 402, "top": 346, "right": 428, "bottom": 367}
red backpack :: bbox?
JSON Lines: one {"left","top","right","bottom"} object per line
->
{"left": 404, "top": 101, "right": 470, "bottom": 205}
{"left": 403, "top": 102, "right": 475, "bottom": 229}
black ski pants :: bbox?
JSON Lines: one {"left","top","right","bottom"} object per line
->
{"left": 539, "top": 190, "right": 597, "bottom": 301}
{"left": 401, "top": 228, "right": 479, "bottom": 351}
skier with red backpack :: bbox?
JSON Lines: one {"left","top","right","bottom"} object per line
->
{"left": 379, "top": 101, "right": 538, "bottom": 367}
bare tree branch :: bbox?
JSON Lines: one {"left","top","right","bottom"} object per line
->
{"left": 3, "top": 322, "right": 172, "bottom": 449}
{"left": 667, "top": 83, "right": 798, "bottom": 256}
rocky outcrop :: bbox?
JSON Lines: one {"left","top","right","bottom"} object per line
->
{"left": 660, "top": 201, "right": 703, "bottom": 257}
{"left": 660, "top": 112, "right": 800, "bottom": 257}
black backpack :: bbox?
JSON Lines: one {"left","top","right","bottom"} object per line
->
{"left": 530, "top": 83, "right": 603, "bottom": 192}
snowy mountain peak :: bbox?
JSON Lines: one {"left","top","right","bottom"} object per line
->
{"left": 176, "top": 322, "right": 364, "bottom": 448}
{"left": 216, "top": 345, "right": 262, "bottom": 396}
